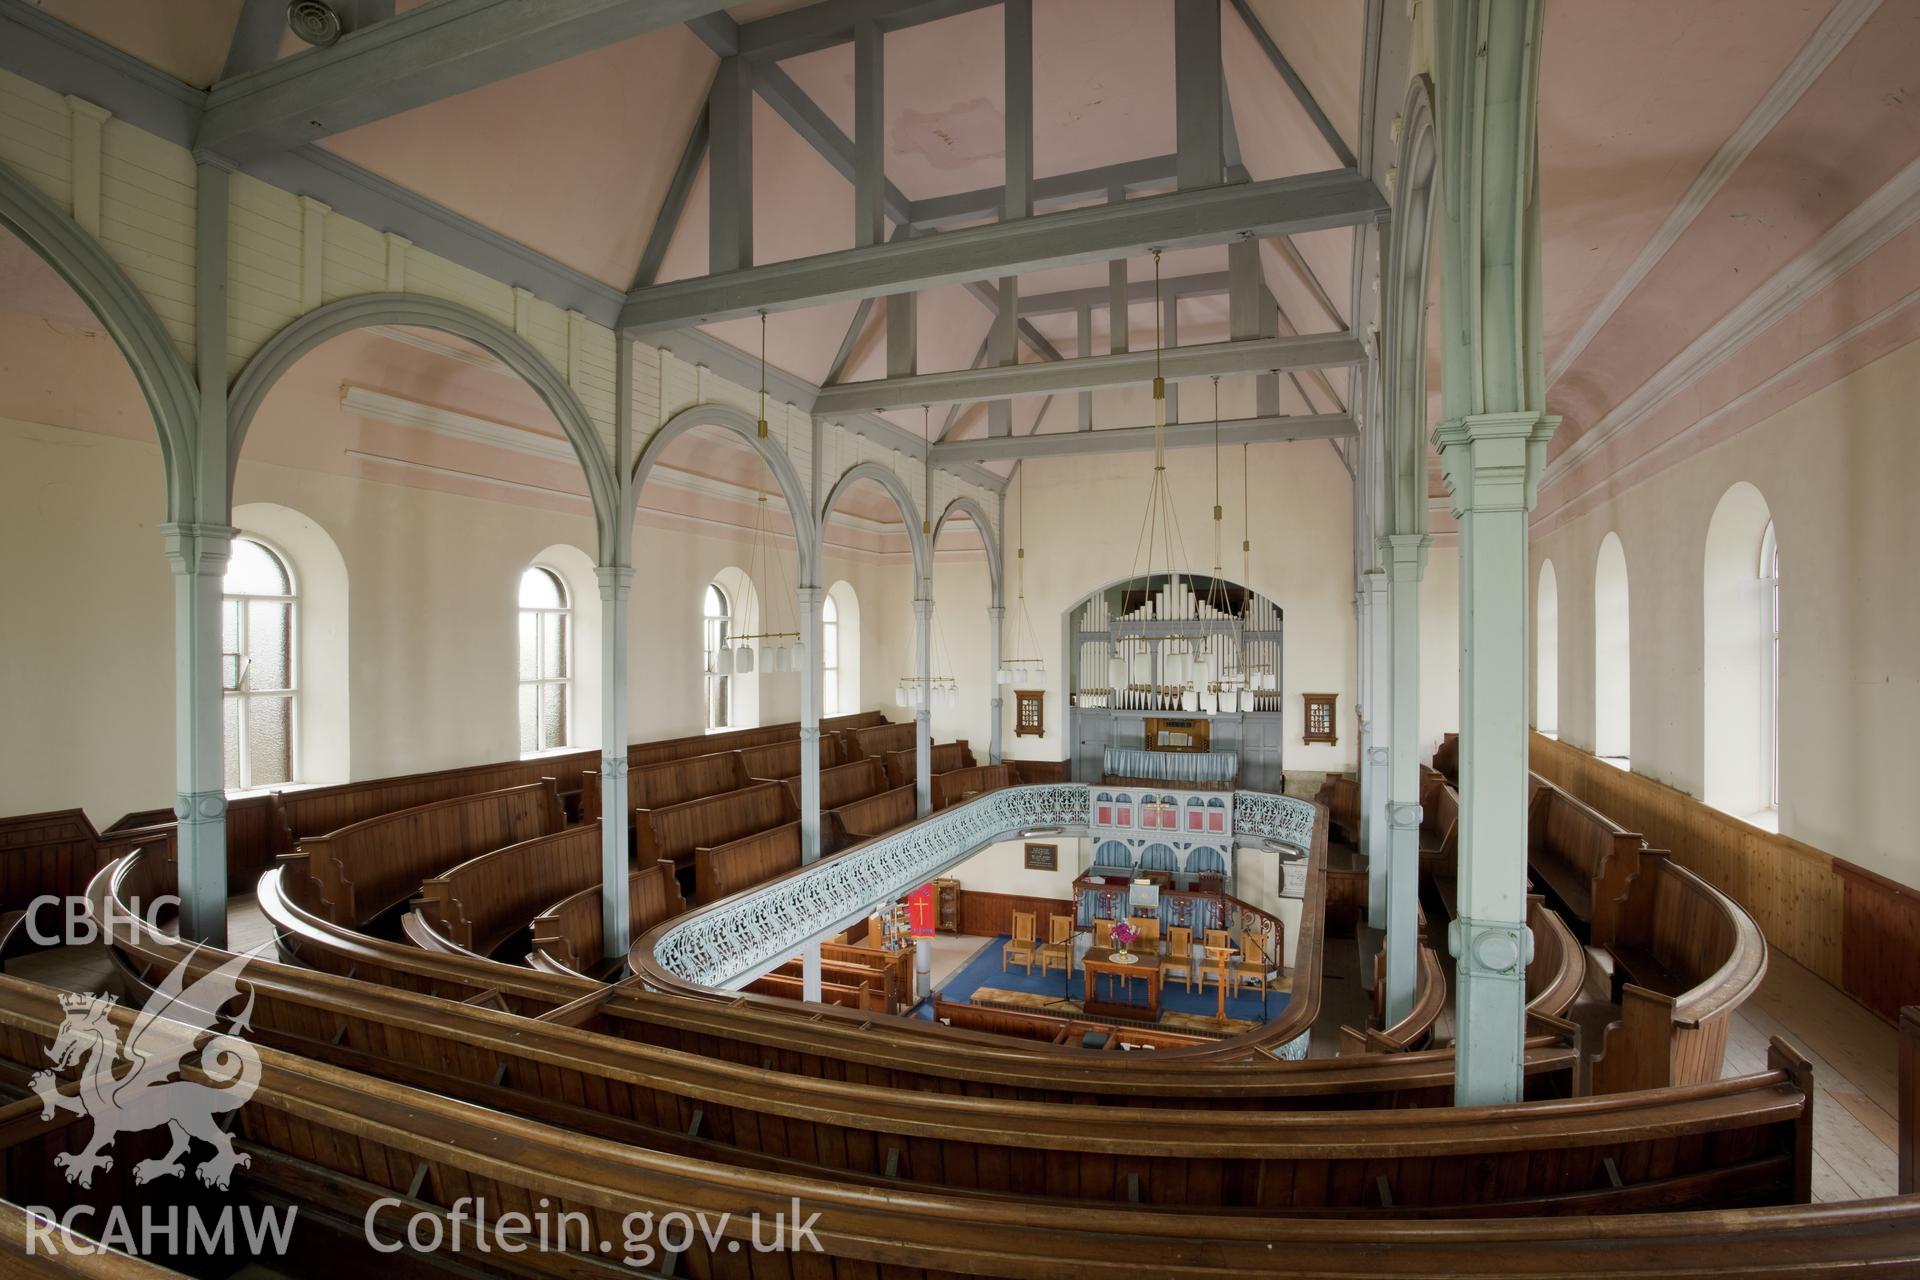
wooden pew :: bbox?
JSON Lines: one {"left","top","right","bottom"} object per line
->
{"left": 527, "top": 861, "right": 686, "bottom": 979}
{"left": 1591, "top": 850, "right": 1769, "bottom": 1094}
{"left": 694, "top": 822, "right": 802, "bottom": 904}
{"left": 933, "top": 999, "right": 1216, "bottom": 1049}
{"left": 1433, "top": 731, "right": 1459, "bottom": 784}
{"left": 1315, "top": 774, "right": 1361, "bottom": 846}
{"left": 1526, "top": 893, "right": 1587, "bottom": 1020}
{"left": 633, "top": 780, "right": 799, "bottom": 869}
{"left": 1418, "top": 772, "right": 1459, "bottom": 874}
{"left": 823, "top": 940, "right": 916, "bottom": 1013}
{"left": 264, "top": 752, "right": 592, "bottom": 857}
{"left": 932, "top": 763, "right": 1012, "bottom": 808}
{"left": 1527, "top": 777, "right": 1647, "bottom": 937}
{"left": 882, "top": 740, "right": 976, "bottom": 787}
{"left": 5, "top": 970, "right": 1905, "bottom": 1279}
{"left": 580, "top": 749, "right": 750, "bottom": 822}
{"left": 810, "top": 758, "right": 891, "bottom": 809}
{"left": 847, "top": 720, "right": 919, "bottom": 760}
{"left": 737, "top": 734, "right": 848, "bottom": 781}
{"left": 750, "top": 958, "right": 888, "bottom": 1011}
{"left": 282, "top": 780, "right": 563, "bottom": 928}
{"left": 1340, "top": 945, "right": 1446, "bottom": 1055}
{"left": 0, "top": 809, "right": 175, "bottom": 962}
{"left": 0, "top": 969, "right": 1812, "bottom": 1219}
{"left": 116, "top": 845, "right": 1581, "bottom": 1109}
{"left": 407, "top": 823, "right": 600, "bottom": 958}
{"left": 827, "top": 784, "right": 918, "bottom": 847}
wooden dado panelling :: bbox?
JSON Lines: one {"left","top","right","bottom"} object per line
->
{"left": 1837, "top": 862, "right": 1920, "bottom": 1024}
{"left": 955, "top": 889, "right": 1075, "bottom": 939}
{"left": 1529, "top": 733, "right": 1919, "bottom": 1018}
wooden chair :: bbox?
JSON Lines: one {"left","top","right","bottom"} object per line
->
{"left": 1038, "top": 914, "right": 1074, "bottom": 977}
{"left": 1162, "top": 925, "right": 1195, "bottom": 992}
{"left": 1232, "top": 929, "right": 1272, "bottom": 1000}
{"left": 1092, "top": 918, "right": 1113, "bottom": 949}
{"left": 1132, "top": 916, "right": 1161, "bottom": 951}
{"left": 1003, "top": 910, "right": 1039, "bottom": 974}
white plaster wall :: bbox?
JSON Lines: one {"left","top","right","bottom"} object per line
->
{"left": 0, "top": 416, "right": 910, "bottom": 827}
{"left": 1419, "top": 544, "right": 1462, "bottom": 764}
{"left": 1531, "top": 338, "right": 1920, "bottom": 889}
{"left": 947, "top": 838, "right": 1087, "bottom": 903}
{"left": 999, "top": 442, "right": 1359, "bottom": 773}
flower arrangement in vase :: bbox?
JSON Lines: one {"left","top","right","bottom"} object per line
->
{"left": 1109, "top": 920, "right": 1139, "bottom": 960}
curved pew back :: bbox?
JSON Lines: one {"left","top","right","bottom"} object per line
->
{"left": 811, "top": 758, "right": 890, "bottom": 810}
{"left": 284, "top": 780, "right": 564, "bottom": 928}
{"left": 410, "top": 823, "right": 601, "bottom": 957}
{"left": 883, "top": 740, "right": 973, "bottom": 787}
{"left": 1526, "top": 894, "right": 1587, "bottom": 1020}
{"left": 826, "top": 784, "right": 918, "bottom": 848}
{"left": 528, "top": 861, "right": 686, "bottom": 978}
{"left": 1527, "top": 777, "right": 1645, "bottom": 936}
{"left": 848, "top": 721, "right": 918, "bottom": 759}
{"left": 0, "top": 809, "right": 174, "bottom": 961}
{"left": 738, "top": 735, "right": 848, "bottom": 781}
{"left": 1592, "top": 851, "right": 1768, "bottom": 1094}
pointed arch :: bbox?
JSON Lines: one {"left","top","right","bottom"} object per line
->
{"left": 820, "top": 460, "right": 930, "bottom": 584}
{"left": 228, "top": 293, "right": 622, "bottom": 558}
{"left": 633, "top": 403, "right": 818, "bottom": 586}
{"left": 0, "top": 159, "right": 197, "bottom": 519}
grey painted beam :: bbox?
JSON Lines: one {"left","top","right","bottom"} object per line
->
{"left": 814, "top": 332, "right": 1364, "bottom": 413}
{"left": 734, "top": 0, "right": 999, "bottom": 62}
{"left": 0, "top": 0, "right": 204, "bottom": 144}
{"left": 198, "top": 0, "right": 735, "bottom": 161}
{"left": 934, "top": 334, "right": 990, "bottom": 441}
{"left": 1003, "top": 0, "right": 1033, "bottom": 221}
{"left": 987, "top": 275, "right": 1017, "bottom": 437}
{"left": 853, "top": 20, "right": 886, "bottom": 248}
{"left": 620, "top": 169, "right": 1386, "bottom": 330}
{"left": 686, "top": 11, "right": 739, "bottom": 55}
{"left": 632, "top": 104, "right": 709, "bottom": 289}
{"left": 1076, "top": 304, "right": 1093, "bottom": 430}
{"left": 1227, "top": 0, "right": 1358, "bottom": 169}
{"left": 1175, "top": 0, "right": 1224, "bottom": 190}
{"left": 753, "top": 62, "right": 913, "bottom": 226}
{"left": 823, "top": 297, "right": 876, "bottom": 385}
{"left": 907, "top": 155, "right": 1250, "bottom": 231}
{"left": 933, "top": 413, "right": 1356, "bottom": 463}
{"left": 887, "top": 289, "right": 917, "bottom": 379}
{"left": 1109, "top": 251, "right": 1129, "bottom": 355}
{"left": 1162, "top": 289, "right": 1180, "bottom": 422}
{"left": 1275, "top": 232, "right": 1347, "bottom": 328}
{"left": 709, "top": 56, "right": 753, "bottom": 274}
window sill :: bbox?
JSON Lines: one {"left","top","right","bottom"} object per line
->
{"left": 518, "top": 746, "right": 581, "bottom": 761}
{"left": 225, "top": 780, "right": 314, "bottom": 801}
{"left": 1600, "top": 756, "right": 1631, "bottom": 772}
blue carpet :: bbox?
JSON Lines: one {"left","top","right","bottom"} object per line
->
{"left": 936, "top": 935, "right": 1285, "bottom": 1024}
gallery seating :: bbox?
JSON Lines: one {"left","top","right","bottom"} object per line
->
{"left": 826, "top": 783, "right": 919, "bottom": 846}
{"left": 1526, "top": 776, "right": 1648, "bottom": 936}
{"left": 693, "top": 822, "right": 802, "bottom": 904}
{"left": 932, "top": 762, "right": 1013, "bottom": 808}
{"left": 282, "top": 780, "right": 564, "bottom": 928}
{"left": 0, "top": 808, "right": 174, "bottom": 963}
{"left": 580, "top": 749, "right": 750, "bottom": 822}
{"left": 406, "top": 822, "right": 600, "bottom": 958}
{"left": 737, "top": 734, "right": 848, "bottom": 781}
{"left": 1591, "top": 849, "right": 1769, "bottom": 1094}
{"left": 527, "top": 861, "right": 685, "bottom": 979}
{"left": 1340, "top": 945, "right": 1446, "bottom": 1055}
{"left": 882, "top": 739, "right": 974, "bottom": 787}
{"left": 632, "top": 780, "right": 799, "bottom": 870}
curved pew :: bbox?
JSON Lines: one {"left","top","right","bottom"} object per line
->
{"left": 527, "top": 861, "right": 685, "bottom": 979}
{"left": 811, "top": 758, "right": 890, "bottom": 809}
{"left": 43, "top": 935, "right": 1806, "bottom": 1216}
{"left": 634, "top": 780, "right": 798, "bottom": 870}
{"left": 6, "top": 975, "right": 1905, "bottom": 1278}
{"left": 1314, "top": 774, "right": 1360, "bottom": 846}
{"left": 280, "top": 779, "right": 563, "bottom": 929}
{"left": 1526, "top": 893, "right": 1587, "bottom": 1020}
{"left": 113, "top": 848, "right": 1576, "bottom": 1107}
{"left": 0, "top": 808, "right": 174, "bottom": 964}
{"left": 580, "top": 749, "right": 749, "bottom": 822}
{"left": 1591, "top": 851, "right": 1769, "bottom": 1095}
{"left": 882, "top": 739, "right": 975, "bottom": 787}
{"left": 406, "top": 823, "right": 601, "bottom": 958}
{"left": 1340, "top": 945, "right": 1447, "bottom": 1056}
{"left": 694, "top": 822, "right": 802, "bottom": 904}
{"left": 847, "top": 719, "right": 920, "bottom": 759}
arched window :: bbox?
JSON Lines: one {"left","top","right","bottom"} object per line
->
{"left": 518, "top": 566, "right": 571, "bottom": 753}
{"left": 1536, "top": 559, "right": 1559, "bottom": 737}
{"left": 1593, "top": 532, "right": 1631, "bottom": 767}
{"left": 821, "top": 593, "right": 840, "bottom": 716}
{"left": 1762, "top": 521, "right": 1781, "bottom": 812}
{"left": 223, "top": 536, "right": 297, "bottom": 791}
{"left": 1703, "top": 484, "right": 1775, "bottom": 822}
{"left": 824, "top": 581, "right": 861, "bottom": 717}
{"left": 704, "top": 583, "right": 732, "bottom": 730}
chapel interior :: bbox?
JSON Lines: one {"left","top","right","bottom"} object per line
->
{"left": 0, "top": 0, "right": 1917, "bottom": 1274}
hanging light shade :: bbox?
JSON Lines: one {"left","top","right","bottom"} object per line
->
{"left": 714, "top": 646, "right": 734, "bottom": 677}
{"left": 734, "top": 643, "right": 755, "bottom": 674}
